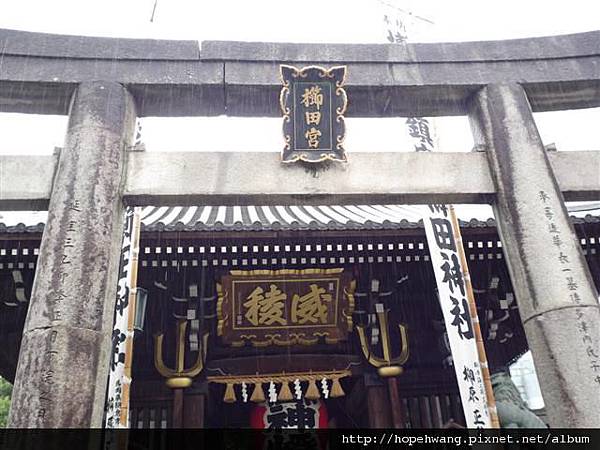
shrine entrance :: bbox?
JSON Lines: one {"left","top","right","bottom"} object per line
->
{"left": 2, "top": 28, "right": 600, "bottom": 429}
{"left": 122, "top": 205, "right": 528, "bottom": 429}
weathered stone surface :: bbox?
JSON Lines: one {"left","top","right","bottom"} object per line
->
{"left": 549, "top": 151, "right": 600, "bottom": 201}
{"left": 2, "top": 150, "right": 600, "bottom": 211}
{"left": 1, "top": 28, "right": 600, "bottom": 116}
{"left": 8, "top": 325, "right": 105, "bottom": 427}
{"left": 470, "top": 83, "right": 600, "bottom": 427}
{"left": 524, "top": 307, "right": 600, "bottom": 427}
{"left": 125, "top": 151, "right": 495, "bottom": 206}
{"left": 122, "top": 150, "right": 600, "bottom": 207}
{"left": 9, "top": 81, "right": 136, "bottom": 428}
{"left": 202, "top": 32, "right": 600, "bottom": 63}
{"left": 0, "top": 154, "right": 56, "bottom": 210}
{"left": 0, "top": 28, "right": 199, "bottom": 60}
{"left": 22, "top": 83, "right": 134, "bottom": 332}
{"left": 4, "top": 28, "right": 599, "bottom": 64}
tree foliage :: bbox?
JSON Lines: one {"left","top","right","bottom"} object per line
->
{"left": 0, "top": 377, "right": 12, "bottom": 428}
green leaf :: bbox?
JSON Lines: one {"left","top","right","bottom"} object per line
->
{"left": 0, "top": 377, "right": 12, "bottom": 428}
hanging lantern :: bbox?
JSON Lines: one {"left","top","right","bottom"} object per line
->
{"left": 133, "top": 287, "right": 148, "bottom": 334}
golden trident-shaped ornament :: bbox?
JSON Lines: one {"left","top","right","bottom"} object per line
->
{"left": 356, "top": 303, "right": 409, "bottom": 377}
{"left": 154, "top": 319, "right": 209, "bottom": 389}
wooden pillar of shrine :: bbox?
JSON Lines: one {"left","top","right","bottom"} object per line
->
{"left": 171, "top": 388, "right": 205, "bottom": 428}
{"left": 183, "top": 393, "right": 206, "bottom": 428}
{"left": 365, "top": 374, "right": 392, "bottom": 428}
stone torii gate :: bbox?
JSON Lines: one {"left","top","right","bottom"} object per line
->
{"left": 1, "top": 28, "right": 599, "bottom": 428}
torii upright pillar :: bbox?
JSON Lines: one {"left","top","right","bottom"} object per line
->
{"left": 469, "top": 83, "right": 600, "bottom": 427}
{"left": 8, "top": 81, "right": 136, "bottom": 427}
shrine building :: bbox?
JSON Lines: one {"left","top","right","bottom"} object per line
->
{"left": 0, "top": 27, "right": 599, "bottom": 429}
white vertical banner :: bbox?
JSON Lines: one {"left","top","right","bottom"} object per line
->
{"left": 423, "top": 205, "right": 494, "bottom": 428}
{"left": 379, "top": 0, "right": 498, "bottom": 428}
{"left": 105, "top": 206, "right": 142, "bottom": 428}
{"left": 405, "top": 117, "right": 438, "bottom": 152}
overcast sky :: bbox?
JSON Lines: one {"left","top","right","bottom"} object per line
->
{"left": 3, "top": 0, "right": 600, "bottom": 43}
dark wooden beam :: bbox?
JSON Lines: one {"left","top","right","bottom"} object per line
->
{"left": 206, "top": 354, "right": 362, "bottom": 376}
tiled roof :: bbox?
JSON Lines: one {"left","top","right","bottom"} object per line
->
{"left": 140, "top": 205, "right": 437, "bottom": 231}
{"left": 1, "top": 205, "right": 599, "bottom": 234}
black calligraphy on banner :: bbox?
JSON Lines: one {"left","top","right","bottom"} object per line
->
{"left": 264, "top": 400, "right": 319, "bottom": 430}
{"left": 450, "top": 296, "right": 474, "bottom": 340}
{"left": 441, "top": 253, "right": 465, "bottom": 296}
{"left": 428, "top": 204, "right": 448, "bottom": 216}
{"left": 430, "top": 217, "right": 456, "bottom": 252}
{"left": 463, "top": 365, "right": 486, "bottom": 429}
{"left": 473, "top": 409, "right": 486, "bottom": 428}
{"left": 428, "top": 206, "right": 472, "bottom": 341}
{"left": 110, "top": 329, "right": 126, "bottom": 371}
{"left": 424, "top": 203, "right": 492, "bottom": 428}
{"left": 469, "top": 386, "right": 479, "bottom": 402}
{"left": 463, "top": 366, "right": 475, "bottom": 385}
{"left": 406, "top": 117, "right": 434, "bottom": 152}
{"left": 115, "top": 211, "right": 134, "bottom": 317}
{"left": 105, "top": 207, "right": 136, "bottom": 428}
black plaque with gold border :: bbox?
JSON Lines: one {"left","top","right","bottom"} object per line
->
{"left": 280, "top": 65, "right": 348, "bottom": 163}
{"left": 217, "top": 268, "right": 355, "bottom": 347}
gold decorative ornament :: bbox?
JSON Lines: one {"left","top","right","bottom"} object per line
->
{"left": 377, "top": 366, "right": 404, "bottom": 377}
{"left": 330, "top": 377, "right": 345, "bottom": 398}
{"left": 278, "top": 381, "right": 294, "bottom": 402}
{"left": 223, "top": 383, "right": 236, "bottom": 403}
{"left": 250, "top": 383, "right": 266, "bottom": 403}
{"left": 165, "top": 377, "right": 193, "bottom": 389}
{"left": 356, "top": 304, "right": 409, "bottom": 377}
{"left": 154, "top": 319, "right": 209, "bottom": 388}
{"left": 305, "top": 378, "right": 320, "bottom": 400}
